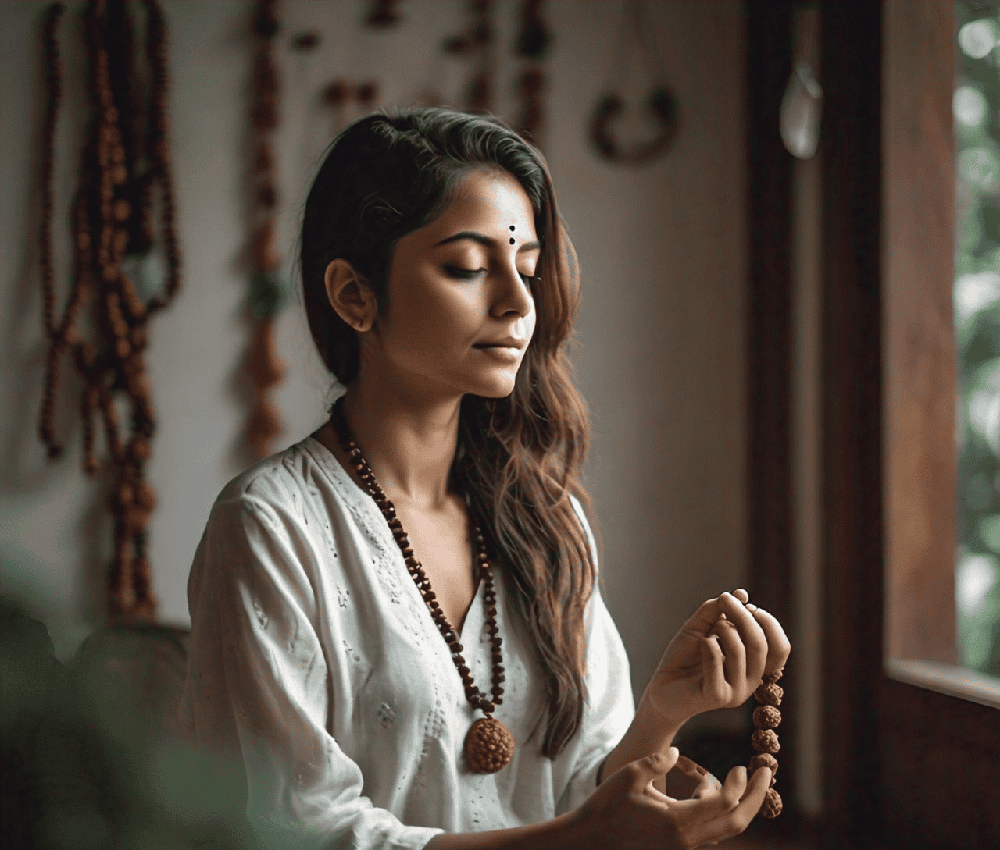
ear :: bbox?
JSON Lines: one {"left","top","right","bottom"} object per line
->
{"left": 324, "top": 258, "right": 377, "bottom": 333}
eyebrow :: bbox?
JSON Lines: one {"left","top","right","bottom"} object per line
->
{"left": 434, "top": 231, "right": 542, "bottom": 252}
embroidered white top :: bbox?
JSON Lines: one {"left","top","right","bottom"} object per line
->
{"left": 178, "top": 436, "right": 634, "bottom": 850}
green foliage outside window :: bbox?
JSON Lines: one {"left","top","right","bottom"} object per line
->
{"left": 955, "top": 2, "right": 1000, "bottom": 676}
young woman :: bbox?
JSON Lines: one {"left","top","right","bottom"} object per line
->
{"left": 179, "top": 107, "right": 790, "bottom": 850}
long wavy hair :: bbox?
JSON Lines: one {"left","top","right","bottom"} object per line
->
{"left": 299, "top": 107, "right": 600, "bottom": 758}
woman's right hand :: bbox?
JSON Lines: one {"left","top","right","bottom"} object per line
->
{"left": 569, "top": 748, "right": 772, "bottom": 850}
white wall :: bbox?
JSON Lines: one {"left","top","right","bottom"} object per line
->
{"left": 0, "top": 0, "right": 747, "bottom": 733}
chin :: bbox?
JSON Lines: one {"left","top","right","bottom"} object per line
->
{"left": 468, "top": 375, "right": 519, "bottom": 399}
{"left": 473, "top": 384, "right": 518, "bottom": 399}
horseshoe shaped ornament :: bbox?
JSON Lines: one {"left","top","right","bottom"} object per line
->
{"left": 589, "top": 84, "right": 680, "bottom": 166}
{"left": 588, "top": 1, "right": 680, "bottom": 167}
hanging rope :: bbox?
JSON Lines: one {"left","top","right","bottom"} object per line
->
{"left": 38, "top": 0, "right": 181, "bottom": 621}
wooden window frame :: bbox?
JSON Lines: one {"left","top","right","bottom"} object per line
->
{"left": 747, "top": 1, "right": 1000, "bottom": 846}
{"left": 820, "top": 3, "right": 1000, "bottom": 848}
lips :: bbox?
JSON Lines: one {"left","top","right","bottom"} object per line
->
{"left": 473, "top": 337, "right": 528, "bottom": 350}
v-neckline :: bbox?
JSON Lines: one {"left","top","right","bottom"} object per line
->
{"left": 307, "top": 429, "right": 484, "bottom": 641}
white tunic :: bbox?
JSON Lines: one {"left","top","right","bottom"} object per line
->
{"left": 178, "top": 436, "right": 634, "bottom": 850}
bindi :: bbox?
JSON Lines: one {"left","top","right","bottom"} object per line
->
{"left": 509, "top": 225, "right": 515, "bottom": 245}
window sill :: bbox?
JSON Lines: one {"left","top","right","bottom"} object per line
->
{"left": 885, "top": 658, "right": 1000, "bottom": 709}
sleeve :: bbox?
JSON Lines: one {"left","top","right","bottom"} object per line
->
{"left": 180, "top": 490, "right": 443, "bottom": 850}
{"left": 555, "top": 496, "right": 636, "bottom": 814}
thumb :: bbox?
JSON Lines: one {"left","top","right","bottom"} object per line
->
{"left": 627, "top": 747, "right": 680, "bottom": 789}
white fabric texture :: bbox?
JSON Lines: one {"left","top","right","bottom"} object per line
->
{"left": 178, "top": 436, "right": 635, "bottom": 850}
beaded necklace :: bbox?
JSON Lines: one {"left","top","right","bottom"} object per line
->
{"left": 329, "top": 397, "right": 515, "bottom": 774}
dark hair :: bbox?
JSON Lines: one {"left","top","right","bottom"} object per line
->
{"left": 299, "top": 106, "right": 599, "bottom": 758}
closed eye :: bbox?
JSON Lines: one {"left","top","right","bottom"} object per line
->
{"left": 444, "top": 265, "right": 540, "bottom": 289}
{"left": 443, "top": 265, "right": 486, "bottom": 280}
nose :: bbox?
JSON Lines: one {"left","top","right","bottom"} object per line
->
{"left": 491, "top": 264, "right": 534, "bottom": 320}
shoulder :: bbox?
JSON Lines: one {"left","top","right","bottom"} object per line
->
{"left": 212, "top": 436, "right": 337, "bottom": 515}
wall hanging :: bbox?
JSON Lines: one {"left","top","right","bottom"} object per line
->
{"left": 38, "top": 0, "right": 181, "bottom": 621}
{"left": 514, "top": 0, "right": 551, "bottom": 149}
{"left": 588, "top": 0, "right": 679, "bottom": 166}
{"left": 442, "top": 0, "right": 495, "bottom": 114}
{"left": 366, "top": 0, "right": 403, "bottom": 28}
{"left": 242, "top": 0, "right": 289, "bottom": 463}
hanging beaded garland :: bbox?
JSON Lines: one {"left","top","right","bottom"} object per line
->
{"left": 38, "top": 0, "right": 181, "bottom": 621}
{"left": 513, "top": 0, "right": 551, "bottom": 148}
{"left": 588, "top": 0, "right": 680, "bottom": 166}
{"left": 243, "top": 0, "right": 289, "bottom": 461}
{"left": 366, "top": 0, "right": 403, "bottom": 28}
{"left": 329, "top": 398, "right": 515, "bottom": 773}
{"left": 442, "top": 0, "right": 494, "bottom": 114}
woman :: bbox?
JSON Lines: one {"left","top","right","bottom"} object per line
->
{"left": 179, "top": 106, "right": 790, "bottom": 850}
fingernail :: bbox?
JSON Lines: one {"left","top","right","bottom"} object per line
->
{"left": 746, "top": 603, "right": 758, "bottom": 612}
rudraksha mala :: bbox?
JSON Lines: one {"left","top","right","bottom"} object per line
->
{"left": 749, "top": 668, "right": 784, "bottom": 818}
{"left": 514, "top": 0, "right": 551, "bottom": 149}
{"left": 443, "top": 0, "right": 495, "bottom": 115}
{"left": 366, "top": 0, "right": 403, "bottom": 28}
{"left": 38, "top": 0, "right": 180, "bottom": 621}
{"left": 243, "top": 0, "right": 288, "bottom": 461}
{"left": 329, "top": 397, "right": 515, "bottom": 774}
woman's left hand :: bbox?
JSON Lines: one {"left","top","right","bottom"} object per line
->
{"left": 640, "top": 590, "right": 791, "bottom": 730}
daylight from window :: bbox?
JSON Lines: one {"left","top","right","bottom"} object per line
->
{"left": 955, "top": 2, "right": 1000, "bottom": 677}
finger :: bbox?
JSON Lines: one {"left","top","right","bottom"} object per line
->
{"left": 718, "top": 596, "right": 768, "bottom": 686}
{"left": 684, "top": 768, "right": 772, "bottom": 849}
{"left": 700, "top": 632, "right": 727, "bottom": 700}
{"left": 680, "top": 596, "right": 726, "bottom": 636}
{"left": 669, "top": 763, "right": 749, "bottom": 814}
{"left": 691, "top": 769, "right": 723, "bottom": 799}
{"left": 732, "top": 588, "right": 749, "bottom": 604}
{"left": 625, "top": 748, "right": 680, "bottom": 796}
{"left": 747, "top": 606, "right": 792, "bottom": 677}
{"left": 709, "top": 617, "right": 747, "bottom": 698}
{"left": 717, "top": 764, "right": 749, "bottom": 811}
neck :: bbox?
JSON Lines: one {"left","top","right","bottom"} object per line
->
{"left": 336, "top": 382, "right": 463, "bottom": 512}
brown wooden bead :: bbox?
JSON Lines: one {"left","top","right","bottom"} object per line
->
{"left": 754, "top": 682, "right": 783, "bottom": 707}
{"left": 760, "top": 788, "right": 782, "bottom": 819}
{"left": 749, "top": 752, "right": 778, "bottom": 783}
{"left": 762, "top": 668, "right": 784, "bottom": 686}
{"left": 753, "top": 705, "right": 781, "bottom": 729}
{"left": 752, "top": 729, "right": 780, "bottom": 755}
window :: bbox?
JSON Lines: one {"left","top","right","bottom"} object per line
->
{"left": 954, "top": 1, "right": 1000, "bottom": 683}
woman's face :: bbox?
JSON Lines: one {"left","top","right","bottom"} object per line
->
{"left": 364, "top": 168, "right": 540, "bottom": 401}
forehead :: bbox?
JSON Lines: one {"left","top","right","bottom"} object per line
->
{"left": 424, "top": 169, "right": 537, "bottom": 238}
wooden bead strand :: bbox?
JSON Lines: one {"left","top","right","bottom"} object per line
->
{"left": 37, "top": 0, "right": 181, "bottom": 622}
{"left": 749, "top": 668, "right": 784, "bottom": 818}
{"left": 243, "top": 0, "right": 287, "bottom": 462}
{"left": 724, "top": 590, "right": 783, "bottom": 819}
{"left": 330, "top": 398, "right": 515, "bottom": 773}
{"left": 514, "top": 0, "right": 552, "bottom": 149}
